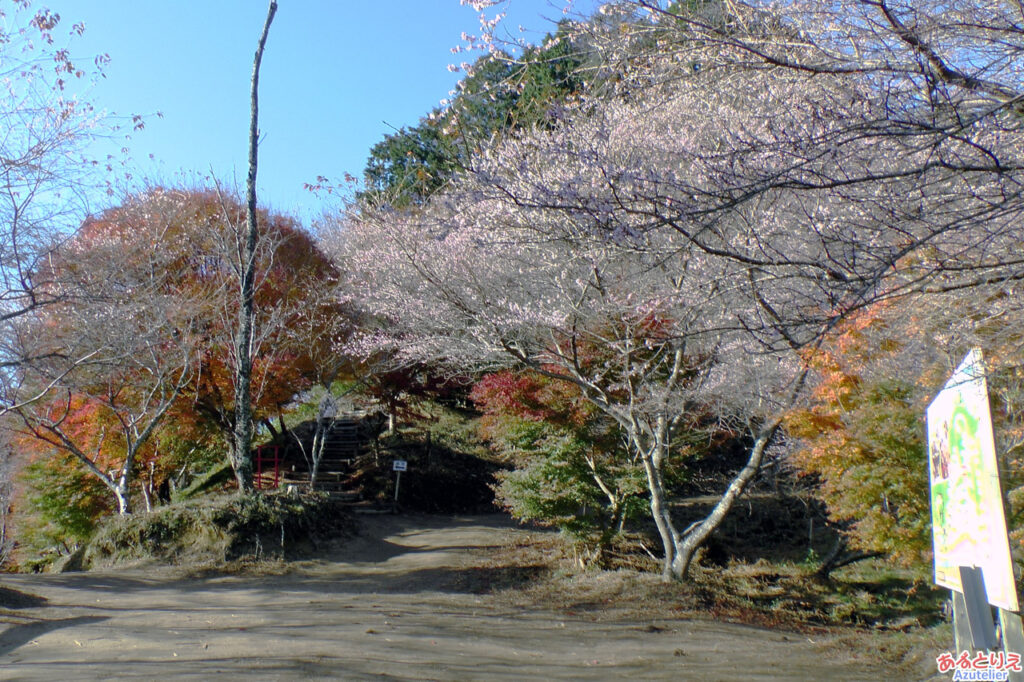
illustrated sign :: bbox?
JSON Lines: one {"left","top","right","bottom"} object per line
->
{"left": 927, "top": 348, "right": 1019, "bottom": 610}
{"left": 392, "top": 460, "right": 408, "bottom": 472}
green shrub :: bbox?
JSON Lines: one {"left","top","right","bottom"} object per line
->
{"left": 18, "top": 452, "right": 112, "bottom": 565}
{"left": 491, "top": 419, "right": 648, "bottom": 562}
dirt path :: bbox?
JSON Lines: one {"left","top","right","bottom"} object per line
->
{"left": 0, "top": 514, "right": 897, "bottom": 680}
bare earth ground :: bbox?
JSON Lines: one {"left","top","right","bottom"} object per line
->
{"left": 0, "top": 514, "right": 911, "bottom": 681}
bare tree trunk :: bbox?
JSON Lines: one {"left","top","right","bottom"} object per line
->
{"left": 231, "top": 0, "right": 277, "bottom": 493}
{"left": 671, "top": 417, "right": 782, "bottom": 578}
{"left": 666, "top": 369, "right": 810, "bottom": 579}
{"left": 141, "top": 462, "right": 154, "bottom": 513}
{"left": 0, "top": 513, "right": 9, "bottom": 567}
{"left": 0, "top": 451, "right": 14, "bottom": 566}
{"left": 291, "top": 417, "right": 332, "bottom": 491}
{"left": 641, "top": 448, "right": 680, "bottom": 579}
{"left": 113, "top": 485, "right": 131, "bottom": 516}
{"left": 309, "top": 425, "right": 324, "bottom": 489}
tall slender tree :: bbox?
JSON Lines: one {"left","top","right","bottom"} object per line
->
{"left": 231, "top": 0, "right": 278, "bottom": 492}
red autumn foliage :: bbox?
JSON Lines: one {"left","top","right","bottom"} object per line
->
{"left": 15, "top": 187, "right": 345, "bottom": 515}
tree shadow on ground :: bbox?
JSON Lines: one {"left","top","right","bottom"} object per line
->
{"left": 0, "top": 616, "right": 107, "bottom": 656}
{"left": 0, "top": 586, "right": 47, "bottom": 609}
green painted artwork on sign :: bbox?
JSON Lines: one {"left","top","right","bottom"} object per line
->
{"left": 927, "top": 349, "right": 1018, "bottom": 611}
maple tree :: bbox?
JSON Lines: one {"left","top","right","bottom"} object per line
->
{"left": 788, "top": 290, "right": 1024, "bottom": 573}
{"left": 18, "top": 450, "right": 112, "bottom": 560}
{"left": 8, "top": 190, "right": 205, "bottom": 515}
{"left": 786, "top": 306, "right": 933, "bottom": 569}
{"left": 9, "top": 186, "right": 338, "bottom": 514}
{"left": 178, "top": 189, "right": 336, "bottom": 459}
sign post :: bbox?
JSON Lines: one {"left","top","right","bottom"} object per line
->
{"left": 927, "top": 349, "right": 1023, "bottom": 679}
{"left": 392, "top": 460, "right": 407, "bottom": 513}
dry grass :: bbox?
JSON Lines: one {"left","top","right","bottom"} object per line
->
{"left": 470, "top": 527, "right": 951, "bottom": 679}
{"left": 80, "top": 491, "right": 355, "bottom": 570}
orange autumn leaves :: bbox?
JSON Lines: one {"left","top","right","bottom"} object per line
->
{"left": 16, "top": 188, "right": 340, "bottom": 510}
{"left": 787, "top": 300, "right": 1024, "bottom": 568}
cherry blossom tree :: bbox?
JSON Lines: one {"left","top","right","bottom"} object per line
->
{"left": 337, "top": 178, "right": 805, "bottom": 578}
{"left": 601, "top": 0, "right": 1024, "bottom": 298}
{"left": 466, "top": 1, "right": 1024, "bottom": 310}
{"left": 331, "top": 58, "right": 836, "bottom": 576}
{"left": 0, "top": 2, "right": 115, "bottom": 403}
{"left": 595, "top": 0, "right": 1024, "bottom": 568}
{"left": 8, "top": 193, "right": 205, "bottom": 515}
{"left": 334, "top": 0, "right": 1024, "bottom": 579}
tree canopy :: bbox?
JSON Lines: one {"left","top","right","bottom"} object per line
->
{"left": 330, "top": 0, "right": 1024, "bottom": 579}
{"left": 9, "top": 0, "right": 1024, "bottom": 583}
{"left": 10, "top": 186, "right": 339, "bottom": 516}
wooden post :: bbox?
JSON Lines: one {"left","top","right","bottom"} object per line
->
{"left": 958, "top": 567, "right": 998, "bottom": 650}
{"left": 1000, "top": 609, "right": 1024, "bottom": 682}
{"left": 952, "top": 570, "right": 1024, "bottom": 682}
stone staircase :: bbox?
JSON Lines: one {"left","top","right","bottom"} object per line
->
{"left": 256, "top": 414, "right": 379, "bottom": 501}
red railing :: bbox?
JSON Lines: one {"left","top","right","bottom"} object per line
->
{"left": 254, "top": 445, "right": 281, "bottom": 490}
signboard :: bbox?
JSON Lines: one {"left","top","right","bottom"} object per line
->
{"left": 927, "top": 348, "right": 1019, "bottom": 611}
{"left": 392, "top": 460, "right": 408, "bottom": 472}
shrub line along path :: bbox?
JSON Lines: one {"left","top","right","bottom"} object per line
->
{"left": 0, "top": 513, "right": 894, "bottom": 680}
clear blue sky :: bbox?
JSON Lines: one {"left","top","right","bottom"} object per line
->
{"left": 62, "top": 1, "right": 595, "bottom": 221}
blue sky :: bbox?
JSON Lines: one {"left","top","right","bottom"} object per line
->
{"left": 62, "top": 1, "right": 595, "bottom": 221}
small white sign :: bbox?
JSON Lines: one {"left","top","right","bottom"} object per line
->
{"left": 392, "top": 460, "right": 408, "bottom": 472}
